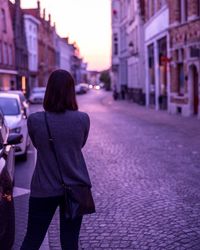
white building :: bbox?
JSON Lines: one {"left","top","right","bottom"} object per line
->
{"left": 24, "top": 14, "right": 40, "bottom": 89}
{"left": 144, "top": 1, "right": 170, "bottom": 111}
{"left": 119, "top": 0, "right": 128, "bottom": 99}
{"left": 111, "top": 0, "right": 120, "bottom": 95}
{"left": 79, "top": 61, "right": 88, "bottom": 83}
{"left": 127, "top": 0, "right": 145, "bottom": 104}
{"left": 58, "top": 37, "right": 71, "bottom": 72}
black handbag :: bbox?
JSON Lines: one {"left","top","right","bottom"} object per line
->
{"left": 44, "top": 112, "right": 95, "bottom": 220}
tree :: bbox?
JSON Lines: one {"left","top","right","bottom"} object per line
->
{"left": 99, "top": 70, "right": 111, "bottom": 91}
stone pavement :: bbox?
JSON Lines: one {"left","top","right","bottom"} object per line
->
{"left": 47, "top": 92, "right": 200, "bottom": 249}
{"left": 14, "top": 91, "right": 200, "bottom": 249}
{"left": 13, "top": 193, "right": 49, "bottom": 250}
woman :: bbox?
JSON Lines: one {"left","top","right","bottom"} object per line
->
{"left": 21, "top": 70, "right": 93, "bottom": 250}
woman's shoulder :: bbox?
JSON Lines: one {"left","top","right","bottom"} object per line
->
{"left": 69, "top": 111, "right": 90, "bottom": 127}
{"left": 76, "top": 111, "right": 89, "bottom": 118}
{"left": 75, "top": 111, "right": 90, "bottom": 122}
{"left": 28, "top": 111, "right": 44, "bottom": 122}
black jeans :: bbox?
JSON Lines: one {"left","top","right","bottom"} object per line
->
{"left": 20, "top": 196, "right": 82, "bottom": 250}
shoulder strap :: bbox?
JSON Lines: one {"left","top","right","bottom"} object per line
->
{"left": 44, "top": 112, "right": 65, "bottom": 185}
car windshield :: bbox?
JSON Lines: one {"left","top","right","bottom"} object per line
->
{"left": 32, "top": 88, "right": 46, "bottom": 93}
{"left": 18, "top": 93, "right": 26, "bottom": 102}
{"left": 0, "top": 97, "right": 20, "bottom": 115}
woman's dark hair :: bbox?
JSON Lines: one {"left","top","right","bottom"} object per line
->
{"left": 43, "top": 69, "right": 78, "bottom": 112}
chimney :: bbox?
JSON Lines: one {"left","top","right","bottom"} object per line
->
{"left": 48, "top": 14, "right": 51, "bottom": 25}
{"left": 37, "top": 1, "right": 40, "bottom": 17}
{"left": 15, "top": 0, "right": 21, "bottom": 7}
{"left": 43, "top": 8, "right": 46, "bottom": 19}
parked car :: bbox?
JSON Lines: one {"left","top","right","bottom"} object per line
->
{"left": 75, "top": 83, "right": 89, "bottom": 94}
{"left": 0, "top": 92, "right": 29, "bottom": 159}
{"left": 88, "top": 84, "right": 101, "bottom": 90}
{"left": 7, "top": 90, "right": 29, "bottom": 118}
{"left": 0, "top": 111, "right": 22, "bottom": 249}
{"left": 94, "top": 84, "right": 100, "bottom": 90}
{"left": 29, "top": 87, "right": 46, "bottom": 104}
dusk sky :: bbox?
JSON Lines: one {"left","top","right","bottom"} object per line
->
{"left": 20, "top": 0, "right": 112, "bottom": 71}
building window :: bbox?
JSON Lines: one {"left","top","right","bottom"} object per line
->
{"left": 148, "top": 44, "right": 155, "bottom": 93}
{"left": 1, "top": 9, "right": 7, "bottom": 33}
{"left": 161, "top": 0, "right": 166, "bottom": 7}
{"left": 8, "top": 45, "right": 12, "bottom": 65}
{"left": 177, "top": 63, "right": 185, "bottom": 95}
{"left": 128, "top": 0, "right": 135, "bottom": 23}
{"left": 120, "top": 26, "right": 126, "bottom": 52}
{"left": 151, "top": 0, "right": 155, "bottom": 16}
{"left": 180, "top": 0, "right": 188, "bottom": 23}
{"left": 147, "top": 1, "right": 151, "bottom": 19}
{"left": 158, "top": 37, "right": 167, "bottom": 96}
{"left": 113, "top": 33, "right": 118, "bottom": 55}
{"left": 3, "top": 43, "right": 7, "bottom": 65}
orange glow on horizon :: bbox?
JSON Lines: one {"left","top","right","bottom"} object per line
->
{"left": 21, "top": 0, "right": 112, "bottom": 71}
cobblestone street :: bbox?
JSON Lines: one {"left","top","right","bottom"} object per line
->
{"left": 14, "top": 90, "right": 200, "bottom": 250}
{"left": 48, "top": 90, "right": 200, "bottom": 249}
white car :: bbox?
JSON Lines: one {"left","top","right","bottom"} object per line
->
{"left": 0, "top": 92, "right": 29, "bottom": 159}
{"left": 75, "top": 83, "right": 89, "bottom": 94}
{"left": 7, "top": 90, "right": 29, "bottom": 117}
{"left": 29, "top": 87, "right": 46, "bottom": 104}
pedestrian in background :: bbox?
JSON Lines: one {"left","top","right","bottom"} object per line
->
{"left": 21, "top": 69, "right": 94, "bottom": 250}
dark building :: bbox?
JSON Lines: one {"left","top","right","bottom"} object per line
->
{"left": 0, "top": 0, "right": 16, "bottom": 90}
{"left": 9, "top": 0, "right": 29, "bottom": 94}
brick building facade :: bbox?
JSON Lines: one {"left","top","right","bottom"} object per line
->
{"left": 0, "top": 0, "right": 17, "bottom": 90}
{"left": 38, "top": 11, "right": 56, "bottom": 86}
{"left": 168, "top": 0, "right": 200, "bottom": 117}
{"left": 23, "top": 1, "right": 56, "bottom": 87}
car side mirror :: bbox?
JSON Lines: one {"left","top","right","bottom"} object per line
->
{"left": 7, "top": 134, "right": 23, "bottom": 145}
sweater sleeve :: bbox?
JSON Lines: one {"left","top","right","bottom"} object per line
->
{"left": 82, "top": 113, "right": 90, "bottom": 148}
{"left": 27, "top": 115, "right": 36, "bottom": 148}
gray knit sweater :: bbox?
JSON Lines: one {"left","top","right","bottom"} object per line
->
{"left": 27, "top": 110, "right": 91, "bottom": 197}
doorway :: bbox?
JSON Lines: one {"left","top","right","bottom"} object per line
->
{"left": 190, "top": 65, "right": 199, "bottom": 115}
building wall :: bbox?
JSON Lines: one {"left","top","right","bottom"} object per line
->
{"left": 0, "top": 0, "right": 17, "bottom": 90}
{"left": 111, "top": 0, "right": 120, "bottom": 94}
{"left": 24, "top": 14, "right": 40, "bottom": 89}
{"left": 59, "top": 37, "right": 71, "bottom": 72}
{"left": 38, "top": 11, "right": 56, "bottom": 86}
{"left": 119, "top": 0, "right": 128, "bottom": 98}
{"left": 9, "top": 0, "right": 29, "bottom": 93}
{"left": 127, "top": 0, "right": 145, "bottom": 104}
{"left": 144, "top": 0, "right": 169, "bottom": 110}
{"left": 169, "top": 0, "right": 200, "bottom": 117}
{"left": 24, "top": 15, "right": 39, "bottom": 72}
